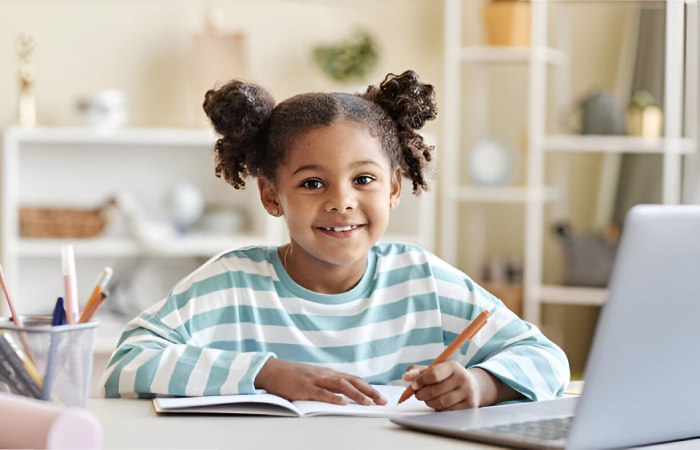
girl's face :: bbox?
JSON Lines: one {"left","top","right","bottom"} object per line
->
{"left": 260, "top": 119, "right": 401, "bottom": 279}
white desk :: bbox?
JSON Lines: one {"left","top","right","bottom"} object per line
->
{"left": 88, "top": 398, "right": 700, "bottom": 450}
{"left": 88, "top": 398, "right": 496, "bottom": 449}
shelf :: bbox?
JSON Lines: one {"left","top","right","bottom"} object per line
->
{"left": 451, "top": 186, "right": 563, "bottom": 203}
{"left": 460, "top": 46, "right": 567, "bottom": 65}
{"left": 544, "top": 135, "right": 696, "bottom": 154}
{"left": 15, "top": 234, "right": 267, "bottom": 258}
{"left": 540, "top": 284, "right": 607, "bottom": 306}
{"left": 4, "top": 126, "right": 218, "bottom": 147}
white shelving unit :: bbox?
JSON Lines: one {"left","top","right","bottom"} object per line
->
{"left": 442, "top": 0, "right": 697, "bottom": 325}
{"left": 1, "top": 126, "right": 436, "bottom": 352}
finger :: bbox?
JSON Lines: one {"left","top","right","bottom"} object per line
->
{"left": 325, "top": 378, "right": 374, "bottom": 406}
{"left": 313, "top": 387, "right": 349, "bottom": 405}
{"left": 402, "top": 367, "right": 421, "bottom": 381}
{"left": 426, "top": 387, "right": 474, "bottom": 411}
{"left": 414, "top": 372, "right": 461, "bottom": 403}
{"left": 411, "top": 362, "right": 455, "bottom": 390}
{"left": 347, "top": 379, "right": 388, "bottom": 405}
{"left": 435, "top": 394, "right": 480, "bottom": 411}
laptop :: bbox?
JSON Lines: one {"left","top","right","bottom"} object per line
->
{"left": 392, "top": 204, "right": 700, "bottom": 449}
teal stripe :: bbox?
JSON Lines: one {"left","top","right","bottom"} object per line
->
{"left": 431, "top": 264, "right": 477, "bottom": 292}
{"left": 203, "top": 351, "right": 236, "bottom": 396}
{"left": 133, "top": 350, "right": 164, "bottom": 397}
{"left": 157, "top": 271, "right": 275, "bottom": 319}
{"left": 506, "top": 344, "right": 562, "bottom": 395}
{"left": 118, "top": 318, "right": 188, "bottom": 348}
{"left": 185, "top": 294, "right": 439, "bottom": 334}
{"left": 373, "top": 262, "right": 433, "bottom": 290}
{"left": 103, "top": 346, "right": 145, "bottom": 398}
{"left": 167, "top": 346, "right": 204, "bottom": 394}
{"left": 237, "top": 353, "right": 273, "bottom": 394}
{"left": 477, "top": 359, "right": 537, "bottom": 400}
{"left": 365, "top": 359, "right": 434, "bottom": 385}
{"left": 467, "top": 318, "right": 531, "bottom": 364}
{"left": 208, "top": 326, "right": 443, "bottom": 364}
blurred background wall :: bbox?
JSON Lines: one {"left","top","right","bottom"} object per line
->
{"left": 0, "top": 0, "right": 655, "bottom": 378}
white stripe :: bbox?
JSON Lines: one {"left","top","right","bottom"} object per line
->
{"left": 531, "top": 346, "right": 570, "bottom": 394}
{"left": 376, "top": 249, "right": 428, "bottom": 272}
{"left": 507, "top": 353, "right": 551, "bottom": 399}
{"left": 316, "top": 342, "right": 445, "bottom": 379}
{"left": 148, "top": 345, "right": 187, "bottom": 394}
{"left": 219, "top": 352, "right": 254, "bottom": 394}
{"left": 190, "top": 309, "right": 442, "bottom": 348}
{"left": 161, "top": 276, "right": 439, "bottom": 328}
{"left": 117, "top": 349, "right": 159, "bottom": 399}
{"left": 185, "top": 348, "right": 223, "bottom": 396}
{"left": 171, "top": 250, "right": 279, "bottom": 295}
{"left": 502, "top": 327, "right": 540, "bottom": 347}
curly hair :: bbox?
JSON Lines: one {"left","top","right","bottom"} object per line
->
{"left": 202, "top": 70, "right": 437, "bottom": 194}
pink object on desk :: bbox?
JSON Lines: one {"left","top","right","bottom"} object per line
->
{"left": 0, "top": 393, "right": 102, "bottom": 449}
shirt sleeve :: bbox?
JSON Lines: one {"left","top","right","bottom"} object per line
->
{"left": 100, "top": 299, "right": 275, "bottom": 399}
{"left": 441, "top": 278, "right": 570, "bottom": 402}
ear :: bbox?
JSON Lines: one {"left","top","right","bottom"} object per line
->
{"left": 258, "top": 177, "right": 283, "bottom": 217}
{"left": 389, "top": 168, "right": 402, "bottom": 210}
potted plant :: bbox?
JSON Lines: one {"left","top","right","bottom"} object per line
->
{"left": 626, "top": 90, "right": 663, "bottom": 139}
{"left": 483, "top": 0, "right": 531, "bottom": 47}
{"left": 313, "top": 31, "right": 379, "bottom": 85}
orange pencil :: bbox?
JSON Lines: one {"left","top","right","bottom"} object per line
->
{"left": 398, "top": 309, "right": 491, "bottom": 404}
{"left": 79, "top": 288, "right": 110, "bottom": 324}
{"left": 78, "top": 267, "right": 113, "bottom": 323}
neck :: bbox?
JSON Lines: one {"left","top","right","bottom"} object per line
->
{"left": 280, "top": 244, "right": 367, "bottom": 294}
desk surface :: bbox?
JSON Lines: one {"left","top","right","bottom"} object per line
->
{"left": 88, "top": 398, "right": 700, "bottom": 450}
{"left": 89, "top": 398, "right": 497, "bottom": 449}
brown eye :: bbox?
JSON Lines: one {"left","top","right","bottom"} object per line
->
{"left": 355, "top": 175, "right": 375, "bottom": 185}
{"left": 301, "top": 179, "right": 324, "bottom": 189}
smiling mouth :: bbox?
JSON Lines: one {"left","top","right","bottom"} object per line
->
{"left": 319, "top": 225, "right": 360, "bottom": 232}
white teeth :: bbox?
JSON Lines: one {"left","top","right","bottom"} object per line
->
{"left": 324, "top": 225, "right": 356, "bottom": 232}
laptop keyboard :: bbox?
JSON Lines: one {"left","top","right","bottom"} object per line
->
{"left": 466, "top": 416, "right": 573, "bottom": 448}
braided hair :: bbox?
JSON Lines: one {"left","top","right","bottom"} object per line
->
{"left": 202, "top": 70, "right": 437, "bottom": 194}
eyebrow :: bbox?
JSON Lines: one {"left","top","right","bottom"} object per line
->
{"left": 292, "top": 159, "right": 384, "bottom": 175}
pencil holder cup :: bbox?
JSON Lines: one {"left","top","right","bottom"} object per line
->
{"left": 0, "top": 316, "right": 98, "bottom": 408}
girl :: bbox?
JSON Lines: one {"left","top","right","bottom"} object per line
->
{"left": 101, "top": 70, "right": 569, "bottom": 411}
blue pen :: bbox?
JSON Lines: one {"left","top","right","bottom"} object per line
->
{"left": 51, "top": 297, "right": 66, "bottom": 326}
{"left": 43, "top": 297, "right": 66, "bottom": 401}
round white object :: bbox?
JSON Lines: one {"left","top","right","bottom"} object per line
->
{"left": 170, "top": 181, "right": 205, "bottom": 231}
{"left": 468, "top": 139, "right": 513, "bottom": 186}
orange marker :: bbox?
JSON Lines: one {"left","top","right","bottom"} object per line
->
{"left": 398, "top": 309, "right": 491, "bottom": 404}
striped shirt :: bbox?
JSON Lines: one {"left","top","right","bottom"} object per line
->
{"left": 101, "top": 242, "right": 570, "bottom": 400}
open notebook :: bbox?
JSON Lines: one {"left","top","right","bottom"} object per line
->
{"left": 153, "top": 384, "right": 432, "bottom": 418}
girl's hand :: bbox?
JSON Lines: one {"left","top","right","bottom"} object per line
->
{"left": 403, "top": 362, "right": 519, "bottom": 411}
{"left": 255, "top": 358, "right": 387, "bottom": 406}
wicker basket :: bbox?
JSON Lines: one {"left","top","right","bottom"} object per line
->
{"left": 19, "top": 198, "right": 117, "bottom": 239}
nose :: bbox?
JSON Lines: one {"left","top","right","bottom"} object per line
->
{"left": 325, "top": 184, "right": 357, "bottom": 212}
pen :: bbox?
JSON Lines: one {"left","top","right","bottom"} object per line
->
{"left": 79, "top": 288, "right": 110, "bottom": 323}
{"left": 61, "top": 245, "right": 79, "bottom": 324}
{"left": 44, "top": 299, "right": 66, "bottom": 402}
{"left": 398, "top": 309, "right": 491, "bottom": 404}
{"left": 78, "top": 267, "right": 112, "bottom": 323}
{"left": 0, "top": 263, "right": 36, "bottom": 364}
{"left": 52, "top": 297, "right": 67, "bottom": 326}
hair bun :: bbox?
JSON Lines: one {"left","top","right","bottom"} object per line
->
{"left": 202, "top": 80, "right": 275, "bottom": 139}
{"left": 374, "top": 70, "right": 437, "bottom": 130}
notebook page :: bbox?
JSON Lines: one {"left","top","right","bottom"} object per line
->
{"left": 293, "top": 384, "right": 433, "bottom": 417}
